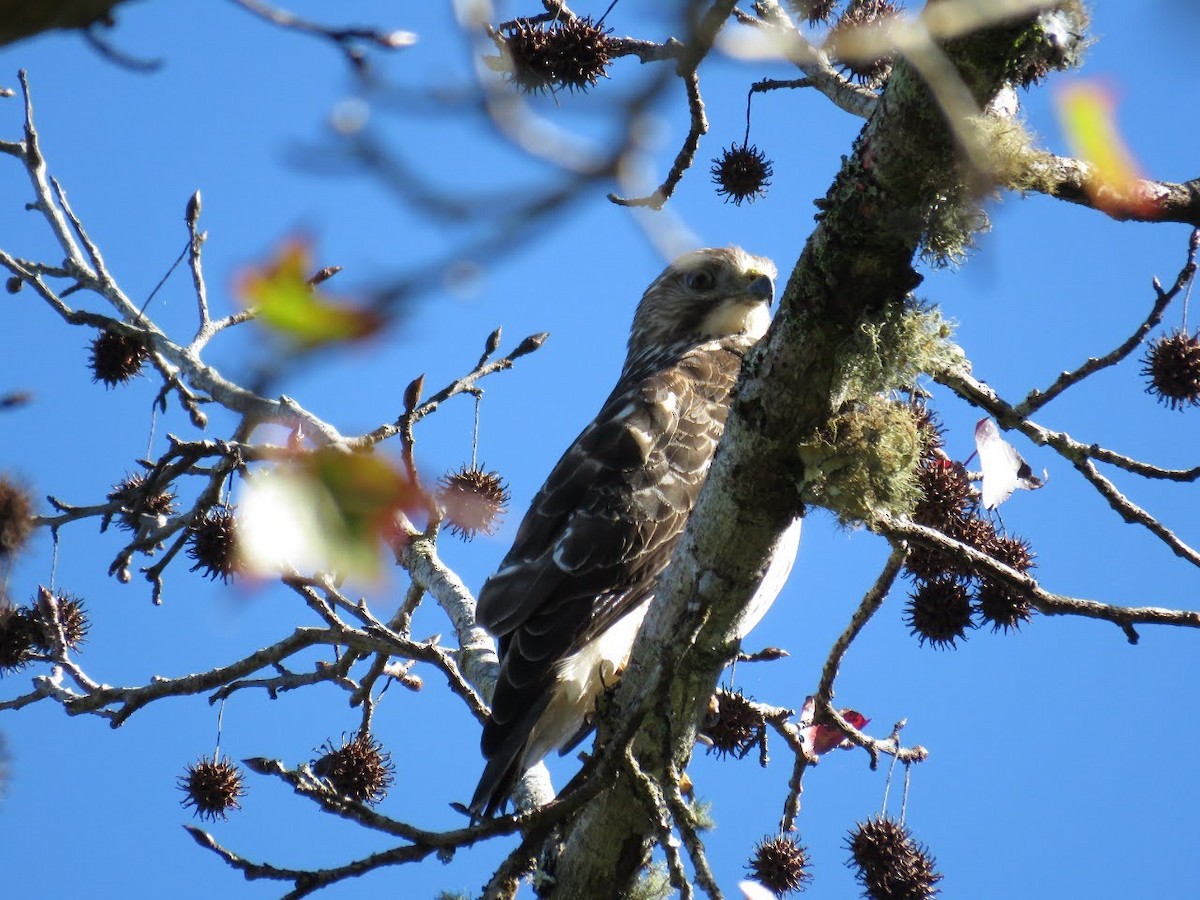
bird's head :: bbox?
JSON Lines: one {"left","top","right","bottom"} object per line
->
{"left": 628, "top": 246, "right": 777, "bottom": 360}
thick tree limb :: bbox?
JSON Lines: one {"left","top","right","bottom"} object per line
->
{"left": 549, "top": 12, "right": 1042, "bottom": 896}
{"left": 1020, "top": 151, "right": 1200, "bottom": 226}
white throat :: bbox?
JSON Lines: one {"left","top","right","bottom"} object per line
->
{"left": 699, "top": 299, "right": 770, "bottom": 341}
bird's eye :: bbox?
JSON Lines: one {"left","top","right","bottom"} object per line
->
{"left": 685, "top": 270, "right": 715, "bottom": 291}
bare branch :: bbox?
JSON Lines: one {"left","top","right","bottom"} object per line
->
{"left": 608, "top": 70, "right": 706, "bottom": 209}
{"left": 878, "top": 517, "right": 1200, "bottom": 643}
{"left": 936, "top": 365, "right": 1200, "bottom": 567}
{"left": 1018, "top": 230, "right": 1199, "bottom": 415}
{"left": 1018, "top": 151, "right": 1200, "bottom": 226}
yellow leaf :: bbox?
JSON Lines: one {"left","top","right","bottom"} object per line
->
{"left": 1057, "top": 82, "right": 1150, "bottom": 215}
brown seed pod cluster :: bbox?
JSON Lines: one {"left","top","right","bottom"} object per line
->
{"left": 497, "top": 16, "right": 612, "bottom": 94}
{"left": 178, "top": 755, "right": 247, "bottom": 821}
{"left": 0, "top": 588, "right": 89, "bottom": 674}
{"left": 847, "top": 814, "right": 943, "bottom": 900}
{"left": 107, "top": 473, "right": 178, "bottom": 533}
{"left": 748, "top": 833, "right": 813, "bottom": 896}
{"left": 0, "top": 476, "right": 34, "bottom": 562}
{"left": 187, "top": 506, "right": 241, "bottom": 582}
{"left": 438, "top": 465, "right": 510, "bottom": 541}
{"left": 89, "top": 328, "right": 149, "bottom": 387}
{"left": 711, "top": 144, "right": 774, "bottom": 206}
{"left": 904, "top": 402, "right": 1037, "bottom": 644}
{"left": 1142, "top": 329, "right": 1200, "bottom": 410}
{"left": 702, "top": 688, "right": 766, "bottom": 760}
{"left": 312, "top": 732, "right": 395, "bottom": 805}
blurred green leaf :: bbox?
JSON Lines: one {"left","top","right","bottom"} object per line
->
{"left": 238, "top": 239, "right": 382, "bottom": 348}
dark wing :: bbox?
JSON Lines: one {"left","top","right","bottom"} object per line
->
{"left": 470, "top": 342, "right": 746, "bottom": 815}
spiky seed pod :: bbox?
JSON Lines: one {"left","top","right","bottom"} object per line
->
{"left": 29, "top": 589, "right": 90, "bottom": 652}
{"left": 787, "top": 0, "right": 839, "bottom": 25}
{"left": 911, "top": 459, "right": 972, "bottom": 531}
{"left": 312, "top": 733, "right": 395, "bottom": 805}
{"left": 956, "top": 514, "right": 999, "bottom": 557}
{"left": 178, "top": 755, "right": 247, "bottom": 821}
{"left": 107, "top": 473, "right": 177, "bottom": 533}
{"left": 438, "top": 466, "right": 510, "bottom": 541}
{"left": 974, "top": 579, "right": 1033, "bottom": 633}
{"left": 499, "top": 19, "right": 557, "bottom": 93}
{"left": 1143, "top": 330, "right": 1200, "bottom": 410}
{"left": 188, "top": 506, "right": 241, "bottom": 582}
{"left": 905, "top": 577, "right": 973, "bottom": 649}
{"left": 498, "top": 17, "right": 612, "bottom": 94}
{"left": 548, "top": 16, "right": 612, "bottom": 92}
{"left": 0, "top": 476, "right": 34, "bottom": 561}
{"left": 905, "top": 457, "right": 974, "bottom": 581}
{"left": 5, "top": 275, "right": 21, "bottom": 294}
{"left": 828, "top": 0, "right": 901, "bottom": 84}
{"left": 987, "top": 534, "right": 1036, "bottom": 574}
{"left": 89, "top": 328, "right": 149, "bottom": 387}
{"left": 901, "top": 542, "right": 953, "bottom": 583}
{"left": 711, "top": 144, "right": 774, "bottom": 206}
{"left": 703, "top": 688, "right": 765, "bottom": 760}
{"left": 903, "top": 526, "right": 972, "bottom": 582}
{"left": 847, "top": 815, "right": 943, "bottom": 900}
{"left": 748, "top": 834, "right": 813, "bottom": 895}
{"left": 0, "top": 603, "right": 37, "bottom": 674}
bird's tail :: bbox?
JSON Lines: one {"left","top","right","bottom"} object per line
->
{"left": 468, "top": 695, "right": 551, "bottom": 818}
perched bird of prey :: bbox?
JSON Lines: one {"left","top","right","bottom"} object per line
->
{"left": 469, "top": 246, "right": 800, "bottom": 817}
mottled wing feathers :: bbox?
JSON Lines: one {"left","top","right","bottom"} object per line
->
{"left": 471, "top": 342, "right": 747, "bottom": 814}
{"left": 476, "top": 343, "right": 742, "bottom": 643}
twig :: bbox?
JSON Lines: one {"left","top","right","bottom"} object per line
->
{"left": 664, "top": 762, "right": 722, "bottom": 900}
{"left": 623, "top": 747, "right": 694, "bottom": 900}
{"left": 227, "top": 0, "right": 415, "bottom": 72}
{"left": 607, "top": 0, "right": 740, "bottom": 208}
{"left": 608, "top": 69, "right": 706, "bottom": 209}
{"left": 1018, "top": 230, "right": 1199, "bottom": 415}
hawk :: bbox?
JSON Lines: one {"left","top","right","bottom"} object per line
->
{"left": 469, "top": 246, "right": 799, "bottom": 816}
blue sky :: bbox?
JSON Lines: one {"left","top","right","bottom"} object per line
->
{"left": 2, "top": 2, "right": 1199, "bottom": 898}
